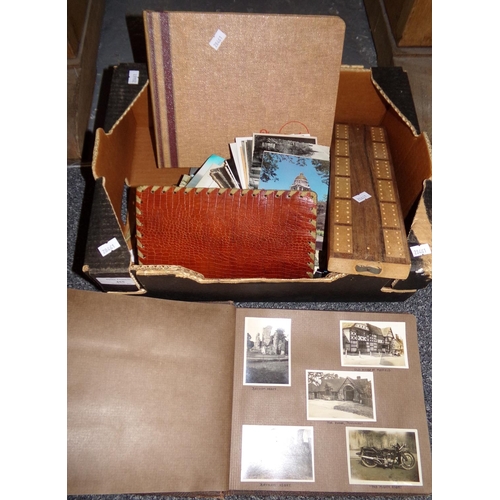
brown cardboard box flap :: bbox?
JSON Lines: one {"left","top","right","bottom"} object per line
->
{"left": 144, "top": 11, "right": 345, "bottom": 168}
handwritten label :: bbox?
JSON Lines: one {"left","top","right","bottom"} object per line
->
{"left": 98, "top": 237, "right": 120, "bottom": 257}
{"left": 128, "top": 70, "right": 140, "bottom": 84}
{"left": 410, "top": 243, "right": 431, "bottom": 257}
{"left": 209, "top": 29, "right": 226, "bottom": 50}
{"left": 353, "top": 191, "right": 372, "bottom": 203}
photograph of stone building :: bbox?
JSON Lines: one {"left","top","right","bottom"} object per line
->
{"left": 340, "top": 321, "right": 408, "bottom": 368}
{"left": 244, "top": 317, "right": 291, "bottom": 386}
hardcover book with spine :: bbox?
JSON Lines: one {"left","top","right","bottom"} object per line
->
{"left": 143, "top": 11, "right": 345, "bottom": 168}
{"left": 68, "top": 289, "right": 432, "bottom": 496}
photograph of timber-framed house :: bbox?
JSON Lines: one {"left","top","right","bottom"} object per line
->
{"left": 340, "top": 321, "right": 409, "bottom": 369}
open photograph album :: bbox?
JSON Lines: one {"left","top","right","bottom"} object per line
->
{"left": 68, "top": 289, "right": 432, "bottom": 496}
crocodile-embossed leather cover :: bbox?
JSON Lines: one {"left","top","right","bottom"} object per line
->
{"left": 135, "top": 187, "right": 317, "bottom": 279}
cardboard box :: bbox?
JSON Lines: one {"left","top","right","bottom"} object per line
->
{"left": 83, "top": 15, "right": 431, "bottom": 302}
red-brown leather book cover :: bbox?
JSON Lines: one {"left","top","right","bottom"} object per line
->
{"left": 135, "top": 187, "right": 317, "bottom": 279}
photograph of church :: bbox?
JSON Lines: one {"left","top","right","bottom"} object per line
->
{"left": 244, "top": 317, "right": 292, "bottom": 386}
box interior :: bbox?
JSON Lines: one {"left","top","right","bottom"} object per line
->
{"left": 93, "top": 66, "right": 431, "bottom": 253}
{"left": 89, "top": 66, "right": 431, "bottom": 298}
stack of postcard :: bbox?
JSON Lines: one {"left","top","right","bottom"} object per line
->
{"left": 181, "top": 154, "right": 241, "bottom": 189}
{"left": 249, "top": 133, "right": 330, "bottom": 255}
{"left": 183, "top": 132, "right": 330, "bottom": 260}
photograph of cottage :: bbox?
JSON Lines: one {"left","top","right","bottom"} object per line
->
{"left": 240, "top": 425, "right": 315, "bottom": 482}
{"left": 244, "top": 317, "right": 291, "bottom": 386}
{"left": 340, "top": 321, "right": 409, "bottom": 369}
{"left": 306, "top": 370, "right": 376, "bottom": 421}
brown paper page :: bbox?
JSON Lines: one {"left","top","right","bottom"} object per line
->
{"left": 67, "top": 289, "right": 236, "bottom": 495}
{"left": 229, "top": 309, "right": 431, "bottom": 495}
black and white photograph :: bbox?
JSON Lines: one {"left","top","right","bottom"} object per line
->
{"left": 340, "top": 320, "right": 409, "bottom": 368}
{"left": 346, "top": 427, "right": 423, "bottom": 486}
{"left": 241, "top": 425, "right": 315, "bottom": 482}
{"left": 244, "top": 317, "right": 291, "bottom": 386}
{"left": 306, "top": 370, "right": 376, "bottom": 421}
{"left": 249, "top": 133, "right": 317, "bottom": 189}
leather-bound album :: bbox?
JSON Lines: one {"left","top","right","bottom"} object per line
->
{"left": 68, "top": 289, "right": 432, "bottom": 496}
{"left": 135, "top": 187, "right": 317, "bottom": 279}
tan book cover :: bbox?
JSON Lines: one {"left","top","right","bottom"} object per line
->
{"left": 68, "top": 289, "right": 431, "bottom": 496}
{"left": 143, "top": 11, "right": 345, "bottom": 168}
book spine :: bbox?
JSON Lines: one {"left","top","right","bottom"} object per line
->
{"left": 144, "top": 11, "right": 179, "bottom": 168}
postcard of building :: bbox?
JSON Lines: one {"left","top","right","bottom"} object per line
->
{"left": 249, "top": 133, "right": 317, "bottom": 189}
{"left": 185, "top": 154, "right": 228, "bottom": 188}
{"left": 258, "top": 148, "right": 330, "bottom": 251}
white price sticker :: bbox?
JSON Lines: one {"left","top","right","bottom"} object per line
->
{"left": 96, "top": 276, "right": 136, "bottom": 286}
{"left": 410, "top": 243, "right": 432, "bottom": 257}
{"left": 353, "top": 191, "right": 372, "bottom": 203}
{"left": 98, "top": 237, "right": 121, "bottom": 257}
{"left": 209, "top": 29, "right": 226, "bottom": 50}
{"left": 128, "top": 70, "right": 140, "bottom": 84}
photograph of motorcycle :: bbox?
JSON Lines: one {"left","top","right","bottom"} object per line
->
{"left": 347, "top": 428, "right": 422, "bottom": 485}
{"left": 357, "top": 442, "right": 416, "bottom": 469}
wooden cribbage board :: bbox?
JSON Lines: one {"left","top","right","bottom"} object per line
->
{"left": 328, "top": 124, "right": 411, "bottom": 279}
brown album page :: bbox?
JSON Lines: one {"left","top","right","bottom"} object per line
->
{"left": 67, "top": 289, "right": 236, "bottom": 495}
{"left": 229, "top": 308, "right": 431, "bottom": 495}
